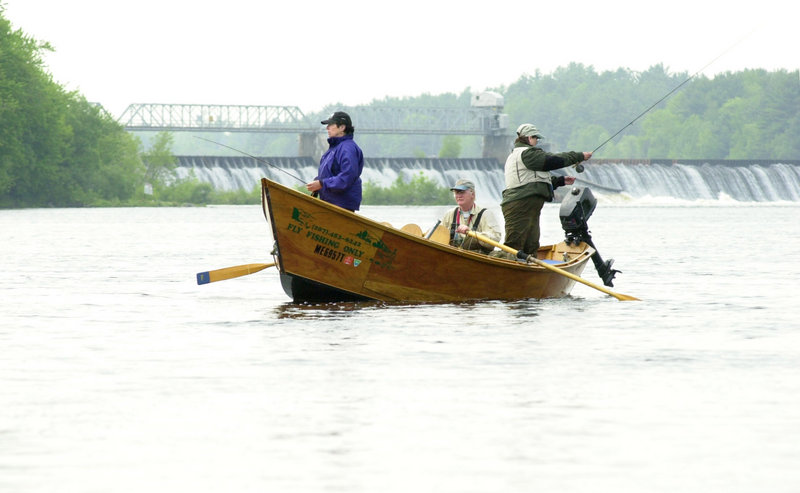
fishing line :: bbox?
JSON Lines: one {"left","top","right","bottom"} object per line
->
{"left": 587, "top": 29, "right": 758, "bottom": 158}
{"left": 193, "top": 136, "right": 307, "bottom": 185}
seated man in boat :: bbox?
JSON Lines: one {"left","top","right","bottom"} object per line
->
{"left": 441, "top": 179, "right": 502, "bottom": 254}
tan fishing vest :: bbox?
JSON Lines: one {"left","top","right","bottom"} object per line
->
{"left": 504, "top": 147, "right": 551, "bottom": 189}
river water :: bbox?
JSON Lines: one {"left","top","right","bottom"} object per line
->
{"left": 2, "top": 199, "right": 799, "bottom": 492}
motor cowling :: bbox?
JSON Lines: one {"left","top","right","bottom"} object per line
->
{"left": 560, "top": 186, "right": 597, "bottom": 234}
{"left": 559, "top": 186, "right": 620, "bottom": 287}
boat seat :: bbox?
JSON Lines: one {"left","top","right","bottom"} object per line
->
{"left": 426, "top": 225, "right": 451, "bottom": 245}
{"left": 400, "top": 223, "right": 423, "bottom": 236}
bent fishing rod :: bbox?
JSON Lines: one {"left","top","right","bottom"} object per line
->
{"left": 577, "top": 31, "right": 756, "bottom": 172}
{"left": 193, "top": 136, "right": 307, "bottom": 185}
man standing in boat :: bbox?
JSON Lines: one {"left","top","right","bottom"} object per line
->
{"left": 442, "top": 179, "right": 502, "bottom": 254}
{"left": 306, "top": 111, "right": 364, "bottom": 212}
{"left": 501, "top": 124, "right": 591, "bottom": 255}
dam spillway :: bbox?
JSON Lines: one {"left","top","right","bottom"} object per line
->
{"left": 174, "top": 156, "right": 800, "bottom": 203}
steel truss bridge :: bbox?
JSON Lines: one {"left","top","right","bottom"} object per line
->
{"left": 117, "top": 103, "right": 508, "bottom": 136}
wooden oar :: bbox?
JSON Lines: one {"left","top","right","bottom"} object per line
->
{"left": 196, "top": 263, "right": 276, "bottom": 285}
{"left": 466, "top": 231, "right": 639, "bottom": 301}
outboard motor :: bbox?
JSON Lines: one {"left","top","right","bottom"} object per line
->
{"left": 559, "top": 186, "right": 620, "bottom": 287}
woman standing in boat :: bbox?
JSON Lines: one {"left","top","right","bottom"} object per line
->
{"left": 306, "top": 111, "right": 364, "bottom": 212}
{"left": 501, "top": 123, "right": 591, "bottom": 255}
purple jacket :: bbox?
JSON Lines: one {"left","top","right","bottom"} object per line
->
{"left": 316, "top": 134, "right": 364, "bottom": 211}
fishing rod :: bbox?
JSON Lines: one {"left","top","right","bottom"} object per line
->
{"left": 193, "top": 136, "right": 307, "bottom": 185}
{"left": 578, "top": 31, "right": 756, "bottom": 172}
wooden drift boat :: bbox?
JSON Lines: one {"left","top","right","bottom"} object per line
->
{"left": 260, "top": 178, "right": 598, "bottom": 303}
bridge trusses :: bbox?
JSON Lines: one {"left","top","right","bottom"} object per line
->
{"left": 118, "top": 103, "right": 507, "bottom": 136}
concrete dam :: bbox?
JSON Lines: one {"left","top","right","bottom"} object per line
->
{"left": 175, "top": 156, "right": 800, "bottom": 203}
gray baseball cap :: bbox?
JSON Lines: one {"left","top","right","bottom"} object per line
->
{"left": 450, "top": 179, "right": 475, "bottom": 191}
{"left": 516, "top": 123, "right": 544, "bottom": 139}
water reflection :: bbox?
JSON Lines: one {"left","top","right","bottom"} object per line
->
{"left": 272, "top": 300, "right": 387, "bottom": 319}
{"left": 270, "top": 296, "right": 556, "bottom": 321}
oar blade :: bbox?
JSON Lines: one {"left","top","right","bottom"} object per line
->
{"left": 466, "top": 230, "right": 640, "bottom": 301}
{"left": 196, "top": 263, "right": 275, "bottom": 285}
{"left": 613, "top": 292, "right": 641, "bottom": 301}
{"left": 529, "top": 256, "right": 640, "bottom": 301}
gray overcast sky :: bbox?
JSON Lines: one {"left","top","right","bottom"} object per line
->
{"left": 4, "top": 0, "right": 797, "bottom": 118}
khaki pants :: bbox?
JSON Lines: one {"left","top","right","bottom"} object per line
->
{"left": 502, "top": 195, "right": 545, "bottom": 254}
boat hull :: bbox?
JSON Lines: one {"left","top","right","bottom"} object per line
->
{"left": 261, "top": 178, "right": 594, "bottom": 303}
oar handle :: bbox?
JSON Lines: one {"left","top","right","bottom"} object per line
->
{"left": 196, "top": 262, "right": 276, "bottom": 285}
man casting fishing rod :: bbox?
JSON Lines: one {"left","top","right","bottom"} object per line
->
{"left": 501, "top": 123, "right": 592, "bottom": 255}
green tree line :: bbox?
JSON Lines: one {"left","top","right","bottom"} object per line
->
{"left": 1, "top": 7, "right": 255, "bottom": 207}
{"left": 501, "top": 63, "right": 799, "bottom": 159}
{"left": 1, "top": 10, "right": 142, "bottom": 207}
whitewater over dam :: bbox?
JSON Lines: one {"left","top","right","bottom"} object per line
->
{"left": 175, "top": 156, "right": 800, "bottom": 203}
